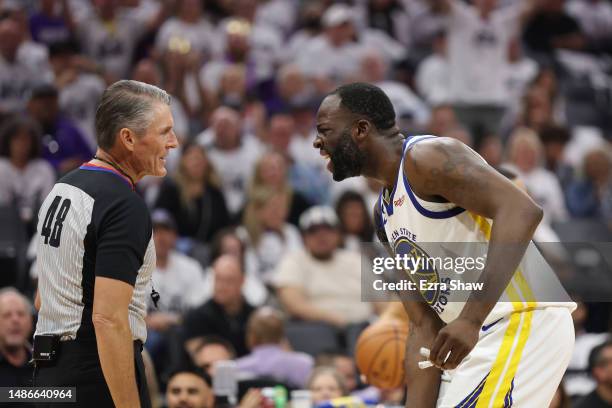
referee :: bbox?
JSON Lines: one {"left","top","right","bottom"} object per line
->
{"left": 32, "top": 80, "right": 178, "bottom": 407}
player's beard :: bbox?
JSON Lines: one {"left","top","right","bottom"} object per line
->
{"left": 330, "top": 128, "right": 366, "bottom": 181}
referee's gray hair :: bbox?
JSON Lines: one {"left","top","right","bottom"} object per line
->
{"left": 95, "top": 80, "right": 171, "bottom": 150}
{"left": 0, "top": 287, "right": 33, "bottom": 314}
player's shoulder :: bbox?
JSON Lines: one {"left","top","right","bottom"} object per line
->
{"left": 403, "top": 135, "right": 466, "bottom": 166}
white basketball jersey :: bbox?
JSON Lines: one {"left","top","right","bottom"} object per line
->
{"left": 379, "top": 135, "right": 575, "bottom": 325}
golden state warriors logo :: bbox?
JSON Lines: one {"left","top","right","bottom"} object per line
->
{"left": 393, "top": 237, "right": 441, "bottom": 305}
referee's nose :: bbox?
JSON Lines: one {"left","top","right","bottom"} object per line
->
{"left": 167, "top": 129, "right": 179, "bottom": 150}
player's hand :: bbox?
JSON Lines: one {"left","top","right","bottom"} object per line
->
{"left": 429, "top": 317, "right": 480, "bottom": 370}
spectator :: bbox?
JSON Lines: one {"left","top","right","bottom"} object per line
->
{"left": 131, "top": 58, "right": 189, "bottom": 146}
{"left": 155, "top": 143, "right": 231, "bottom": 245}
{"left": 275, "top": 64, "right": 317, "bottom": 113}
{"left": 0, "top": 18, "right": 40, "bottom": 113}
{"left": 236, "top": 307, "right": 314, "bottom": 388}
{"left": 26, "top": 83, "right": 92, "bottom": 174}
{"left": 145, "top": 210, "right": 207, "bottom": 363}
{"left": 48, "top": 40, "right": 105, "bottom": 148}
{"left": 505, "top": 127, "right": 569, "bottom": 223}
{"left": 308, "top": 367, "right": 347, "bottom": 405}
{"left": 565, "top": 301, "right": 609, "bottom": 398}
{"left": 436, "top": 0, "right": 536, "bottom": 139}
{"left": 273, "top": 206, "right": 375, "bottom": 336}
{"left": 365, "top": 0, "right": 411, "bottom": 46}
{"left": 415, "top": 29, "right": 451, "bottom": 106}
{"left": 566, "top": 0, "right": 612, "bottom": 53}
{"left": 523, "top": 0, "right": 586, "bottom": 55}
{"left": 575, "top": 340, "right": 612, "bottom": 407}
{"left": 29, "top": 0, "right": 75, "bottom": 46}
{"left": 74, "top": 0, "right": 168, "bottom": 81}
{"left": 0, "top": 117, "right": 55, "bottom": 234}
{"left": 335, "top": 191, "right": 374, "bottom": 252}
{"left": 316, "top": 351, "right": 358, "bottom": 393}
{"left": 476, "top": 134, "right": 504, "bottom": 167}
{"left": 166, "top": 366, "right": 214, "bottom": 408}
{"left": 202, "top": 16, "right": 280, "bottom": 110}
{"left": 296, "top": 4, "right": 365, "bottom": 87}
{"left": 249, "top": 149, "right": 312, "bottom": 226}
{"left": 0, "top": 288, "right": 33, "bottom": 388}
{"left": 283, "top": 1, "right": 325, "bottom": 63}
{"left": 539, "top": 123, "right": 573, "bottom": 184}
{"left": 191, "top": 336, "right": 236, "bottom": 377}
{"left": 196, "top": 106, "right": 264, "bottom": 215}
{"left": 359, "top": 50, "right": 430, "bottom": 131}
{"left": 504, "top": 37, "right": 538, "bottom": 111}
{"left": 203, "top": 228, "right": 267, "bottom": 306}
{"left": 183, "top": 255, "right": 255, "bottom": 357}
{"left": 565, "top": 147, "right": 612, "bottom": 225}
{"left": 155, "top": 0, "right": 217, "bottom": 59}
{"left": 240, "top": 186, "right": 302, "bottom": 282}
{"left": 427, "top": 104, "right": 460, "bottom": 137}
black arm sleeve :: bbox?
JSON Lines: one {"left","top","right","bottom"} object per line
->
{"left": 95, "top": 195, "right": 152, "bottom": 286}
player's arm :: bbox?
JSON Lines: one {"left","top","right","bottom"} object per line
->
{"left": 372, "top": 200, "right": 443, "bottom": 407}
{"left": 405, "top": 137, "right": 543, "bottom": 369}
{"left": 93, "top": 277, "right": 141, "bottom": 408}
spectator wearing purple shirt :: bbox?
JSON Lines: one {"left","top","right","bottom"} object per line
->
{"left": 236, "top": 307, "right": 313, "bottom": 388}
{"left": 29, "top": 0, "right": 74, "bottom": 46}
{"left": 26, "top": 83, "right": 92, "bottom": 174}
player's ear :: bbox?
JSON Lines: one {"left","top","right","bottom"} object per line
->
{"left": 354, "top": 119, "right": 370, "bottom": 143}
{"left": 117, "top": 128, "right": 137, "bottom": 152}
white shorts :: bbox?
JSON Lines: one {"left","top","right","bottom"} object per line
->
{"left": 437, "top": 307, "right": 575, "bottom": 408}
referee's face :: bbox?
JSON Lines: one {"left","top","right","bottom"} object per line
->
{"left": 133, "top": 101, "right": 178, "bottom": 178}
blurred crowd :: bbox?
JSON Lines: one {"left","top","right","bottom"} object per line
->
{"left": 1, "top": 0, "right": 612, "bottom": 407}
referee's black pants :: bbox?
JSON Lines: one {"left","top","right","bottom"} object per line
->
{"left": 33, "top": 338, "right": 151, "bottom": 408}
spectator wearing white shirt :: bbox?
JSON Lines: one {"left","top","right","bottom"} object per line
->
{"left": 48, "top": 41, "right": 105, "bottom": 149}
{"left": 0, "top": 18, "right": 41, "bottom": 113}
{"left": 155, "top": 0, "right": 217, "bottom": 59}
{"left": 273, "top": 206, "right": 376, "bottom": 336}
{"left": 566, "top": 0, "right": 612, "bottom": 53}
{"left": 504, "top": 127, "right": 569, "bottom": 224}
{"left": 283, "top": 1, "right": 325, "bottom": 63}
{"left": 296, "top": 4, "right": 368, "bottom": 87}
{"left": 359, "top": 50, "right": 430, "bottom": 132}
{"left": 415, "top": 29, "right": 451, "bottom": 106}
{"left": 435, "top": 0, "right": 536, "bottom": 138}
{"left": 145, "top": 209, "right": 208, "bottom": 370}
{"left": 240, "top": 186, "right": 302, "bottom": 283}
{"left": 196, "top": 106, "right": 264, "bottom": 215}
{"left": 74, "top": 0, "right": 168, "bottom": 81}
{"left": 0, "top": 117, "right": 55, "bottom": 235}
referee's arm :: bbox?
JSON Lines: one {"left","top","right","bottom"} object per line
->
{"left": 92, "top": 195, "right": 152, "bottom": 408}
{"left": 93, "top": 277, "right": 140, "bottom": 408}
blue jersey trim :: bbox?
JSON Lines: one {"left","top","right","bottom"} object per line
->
{"left": 80, "top": 164, "right": 134, "bottom": 190}
{"left": 402, "top": 136, "right": 465, "bottom": 219}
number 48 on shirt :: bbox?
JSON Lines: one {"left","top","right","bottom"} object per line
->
{"left": 41, "top": 195, "right": 71, "bottom": 248}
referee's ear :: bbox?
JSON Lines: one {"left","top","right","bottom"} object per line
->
{"left": 117, "top": 127, "right": 137, "bottom": 152}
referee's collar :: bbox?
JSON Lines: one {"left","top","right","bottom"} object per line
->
{"left": 80, "top": 163, "right": 135, "bottom": 191}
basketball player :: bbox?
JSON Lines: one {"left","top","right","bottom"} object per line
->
{"left": 314, "top": 83, "right": 575, "bottom": 407}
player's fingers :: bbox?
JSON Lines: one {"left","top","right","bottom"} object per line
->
{"left": 429, "top": 332, "right": 448, "bottom": 364}
{"left": 432, "top": 339, "right": 452, "bottom": 367}
{"left": 441, "top": 346, "right": 466, "bottom": 370}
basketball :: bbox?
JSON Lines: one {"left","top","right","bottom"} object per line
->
{"left": 355, "top": 320, "right": 409, "bottom": 389}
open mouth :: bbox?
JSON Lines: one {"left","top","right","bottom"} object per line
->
{"left": 320, "top": 150, "right": 333, "bottom": 172}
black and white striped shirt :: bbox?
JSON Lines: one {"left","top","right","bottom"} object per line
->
{"left": 34, "top": 163, "right": 155, "bottom": 343}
